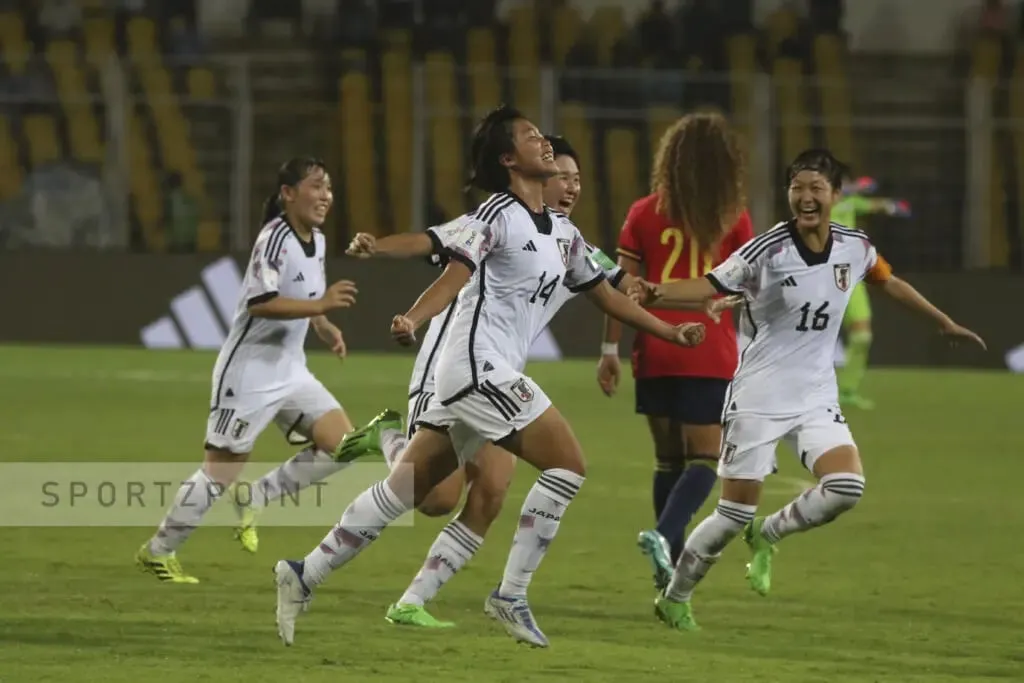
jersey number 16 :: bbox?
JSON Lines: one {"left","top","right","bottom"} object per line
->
{"left": 795, "top": 302, "right": 830, "bottom": 332}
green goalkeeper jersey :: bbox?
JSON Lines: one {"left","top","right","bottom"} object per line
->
{"left": 831, "top": 195, "right": 873, "bottom": 230}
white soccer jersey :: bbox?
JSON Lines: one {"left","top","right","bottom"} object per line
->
{"left": 406, "top": 210, "right": 623, "bottom": 398}
{"left": 210, "top": 217, "right": 327, "bottom": 408}
{"left": 708, "top": 220, "right": 891, "bottom": 419}
{"left": 423, "top": 193, "right": 606, "bottom": 396}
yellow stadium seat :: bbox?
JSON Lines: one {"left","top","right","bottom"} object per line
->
{"left": 647, "top": 105, "right": 680, "bottom": 166}
{"left": 128, "top": 110, "right": 163, "bottom": 250}
{"left": 382, "top": 45, "right": 413, "bottom": 231}
{"left": 0, "top": 118, "right": 23, "bottom": 199}
{"left": 424, "top": 51, "right": 465, "bottom": 222}
{"left": 127, "top": 16, "right": 158, "bottom": 57}
{"left": 605, "top": 128, "right": 641, "bottom": 238}
{"left": 23, "top": 114, "right": 62, "bottom": 168}
{"left": 1009, "top": 46, "right": 1024, "bottom": 267}
{"left": 549, "top": 4, "right": 582, "bottom": 65}
{"left": 765, "top": 8, "right": 799, "bottom": 60}
{"left": 814, "top": 34, "right": 855, "bottom": 167}
{"left": 187, "top": 67, "right": 217, "bottom": 99}
{"left": 46, "top": 40, "right": 104, "bottom": 164}
{"left": 467, "top": 28, "right": 501, "bottom": 118}
{"left": 83, "top": 17, "right": 115, "bottom": 66}
{"left": 338, "top": 55, "right": 381, "bottom": 236}
{"left": 558, "top": 102, "right": 600, "bottom": 243}
{"left": 507, "top": 5, "right": 540, "bottom": 117}
{"left": 590, "top": 7, "right": 625, "bottom": 66}
{"left": 973, "top": 38, "right": 1006, "bottom": 266}
{"left": 0, "top": 12, "right": 30, "bottom": 75}
{"left": 773, "top": 57, "right": 813, "bottom": 173}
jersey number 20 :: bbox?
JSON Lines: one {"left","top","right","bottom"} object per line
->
{"left": 529, "top": 271, "right": 561, "bottom": 306}
{"left": 795, "top": 302, "right": 830, "bottom": 332}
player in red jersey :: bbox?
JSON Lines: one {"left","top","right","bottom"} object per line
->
{"left": 599, "top": 111, "right": 751, "bottom": 590}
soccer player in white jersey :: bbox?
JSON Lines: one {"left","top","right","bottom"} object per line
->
{"left": 339, "top": 135, "right": 641, "bottom": 630}
{"left": 135, "top": 157, "right": 368, "bottom": 584}
{"left": 632, "top": 148, "right": 985, "bottom": 632}
{"left": 220, "top": 137, "right": 601, "bottom": 571}
{"left": 272, "top": 106, "right": 707, "bottom": 648}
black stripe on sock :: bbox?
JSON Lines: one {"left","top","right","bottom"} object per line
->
{"left": 716, "top": 503, "right": 754, "bottom": 525}
{"left": 537, "top": 473, "right": 580, "bottom": 501}
{"left": 371, "top": 482, "right": 403, "bottom": 519}
{"left": 443, "top": 523, "right": 480, "bottom": 555}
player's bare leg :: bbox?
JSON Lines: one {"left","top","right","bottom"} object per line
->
{"left": 274, "top": 427, "right": 459, "bottom": 645}
{"left": 137, "top": 448, "right": 249, "bottom": 583}
{"left": 746, "top": 445, "right": 865, "bottom": 595}
{"left": 656, "top": 478, "right": 762, "bottom": 631}
{"left": 388, "top": 446, "right": 514, "bottom": 628}
{"left": 228, "top": 408, "right": 397, "bottom": 553}
{"left": 480, "top": 405, "right": 586, "bottom": 648}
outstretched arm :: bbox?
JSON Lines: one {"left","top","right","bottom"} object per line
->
{"left": 587, "top": 280, "right": 704, "bottom": 346}
{"left": 873, "top": 276, "right": 985, "bottom": 348}
{"left": 347, "top": 232, "right": 435, "bottom": 259}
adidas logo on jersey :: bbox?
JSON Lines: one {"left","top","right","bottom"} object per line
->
{"left": 293, "top": 272, "right": 305, "bottom": 282}
{"left": 139, "top": 257, "right": 242, "bottom": 350}
{"left": 522, "top": 240, "right": 537, "bottom": 252}
{"left": 781, "top": 276, "right": 798, "bottom": 287}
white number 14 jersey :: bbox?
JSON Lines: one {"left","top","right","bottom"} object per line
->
{"left": 708, "top": 221, "right": 892, "bottom": 420}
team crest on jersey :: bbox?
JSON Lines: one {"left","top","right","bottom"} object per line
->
{"left": 510, "top": 378, "right": 534, "bottom": 403}
{"left": 557, "top": 238, "right": 571, "bottom": 266}
{"left": 833, "top": 263, "right": 852, "bottom": 292}
{"left": 231, "top": 419, "right": 250, "bottom": 440}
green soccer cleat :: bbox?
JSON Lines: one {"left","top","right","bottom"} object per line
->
{"left": 135, "top": 543, "right": 199, "bottom": 584}
{"left": 334, "top": 409, "right": 403, "bottom": 463}
{"left": 637, "top": 529, "right": 673, "bottom": 591}
{"left": 385, "top": 602, "right": 456, "bottom": 628}
{"left": 654, "top": 594, "right": 700, "bottom": 632}
{"left": 227, "top": 482, "right": 260, "bottom": 553}
{"left": 743, "top": 517, "right": 778, "bottom": 597}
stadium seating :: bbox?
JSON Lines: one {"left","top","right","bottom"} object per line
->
{"left": 589, "top": 6, "right": 625, "bottom": 67}
{"left": 727, "top": 33, "right": 758, "bottom": 206}
{"left": 0, "top": 11, "right": 31, "bottom": 76}
{"left": 647, "top": 104, "right": 680, "bottom": 163}
{"left": 0, "top": 118, "right": 23, "bottom": 200}
{"left": 1010, "top": 45, "right": 1024, "bottom": 265}
{"left": 467, "top": 27, "right": 502, "bottom": 119}
{"left": 507, "top": 4, "right": 541, "bottom": 119}
{"left": 773, "top": 56, "right": 813, "bottom": 210}
{"left": 558, "top": 102, "right": 600, "bottom": 243}
{"left": 338, "top": 49, "right": 381, "bottom": 237}
{"left": 23, "top": 114, "right": 62, "bottom": 169}
{"left": 83, "top": 15, "right": 116, "bottom": 66}
{"left": 381, "top": 31, "right": 414, "bottom": 232}
{"left": 604, "top": 127, "right": 642, "bottom": 232}
{"left": 813, "top": 34, "right": 856, "bottom": 169}
{"left": 971, "top": 37, "right": 1008, "bottom": 267}
{"left": 45, "top": 40, "right": 104, "bottom": 165}
{"left": 424, "top": 49, "right": 467, "bottom": 222}
{"left": 549, "top": 4, "right": 583, "bottom": 65}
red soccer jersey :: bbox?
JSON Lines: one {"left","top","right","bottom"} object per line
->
{"left": 617, "top": 193, "right": 755, "bottom": 380}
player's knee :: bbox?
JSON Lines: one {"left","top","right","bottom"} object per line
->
{"left": 821, "top": 473, "right": 865, "bottom": 519}
{"left": 465, "top": 483, "right": 508, "bottom": 529}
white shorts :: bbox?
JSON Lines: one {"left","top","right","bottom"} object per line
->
{"left": 719, "top": 405, "right": 856, "bottom": 481}
{"left": 411, "top": 392, "right": 489, "bottom": 466}
{"left": 435, "top": 361, "right": 552, "bottom": 444}
{"left": 205, "top": 374, "right": 341, "bottom": 454}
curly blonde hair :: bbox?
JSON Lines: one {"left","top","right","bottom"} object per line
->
{"left": 651, "top": 111, "right": 747, "bottom": 251}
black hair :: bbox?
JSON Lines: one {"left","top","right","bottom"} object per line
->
{"left": 467, "top": 104, "right": 525, "bottom": 194}
{"left": 786, "top": 148, "right": 845, "bottom": 190}
{"left": 261, "top": 156, "right": 328, "bottom": 224}
{"left": 545, "top": 134, "right": 579, "bottom": 167}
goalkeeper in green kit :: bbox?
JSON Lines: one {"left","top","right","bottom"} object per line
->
{"left": 832, "top": 169, "right": 911, "bottom": 409}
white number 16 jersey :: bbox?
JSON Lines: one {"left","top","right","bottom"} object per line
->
{"left": 708, "top": 220, "right": 892, "bottom": 420}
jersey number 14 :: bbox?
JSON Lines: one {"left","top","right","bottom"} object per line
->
{"left": 529, "top": 271, "right": 561, "bottom": 306}
{"left": 795, "top": 302, "right": 830, "bottom": 332}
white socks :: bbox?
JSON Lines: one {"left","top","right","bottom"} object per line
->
{"left": 665, "top": 500, "right": 756, "bottom": 602}
{"left": 761, "top": 473, "right": 865, "bottom": 543}
{"left": 398, "top": 520, "right": 484, "bottom": 606}
{"left": 148, "top": 468, "right": 223, "bottom": 555}
{"left": 498, "top": 468, "right": 585, "bottom": 598}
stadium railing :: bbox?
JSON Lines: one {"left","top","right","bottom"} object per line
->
{"left": 0, "top": 52, "right": 1015, "bottom": 271}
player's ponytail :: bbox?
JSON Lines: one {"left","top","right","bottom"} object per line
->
{"left": 261, "top": 192, "right": 282, "bottom": 224}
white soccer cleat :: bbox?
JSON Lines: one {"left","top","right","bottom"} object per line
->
{"left": 484, "top": 589, "right": 549, "bottom": 648}
{"left": 274, "top": 559, "right": 312, "bottom": 646}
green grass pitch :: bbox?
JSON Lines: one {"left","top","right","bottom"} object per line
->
{"left": 0, "top": 346, "right": 1021, "bottom": 682}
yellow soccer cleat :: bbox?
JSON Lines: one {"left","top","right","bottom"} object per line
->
{"left": 228, "top": 482, "right": 260, "bottom": 553}
{"left": 135, "top": 543, "right": 199, "bottom": 584}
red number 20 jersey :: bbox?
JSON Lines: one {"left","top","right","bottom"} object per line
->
{"left": 617, "top": 193, "right": 755, "bottom": 380}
